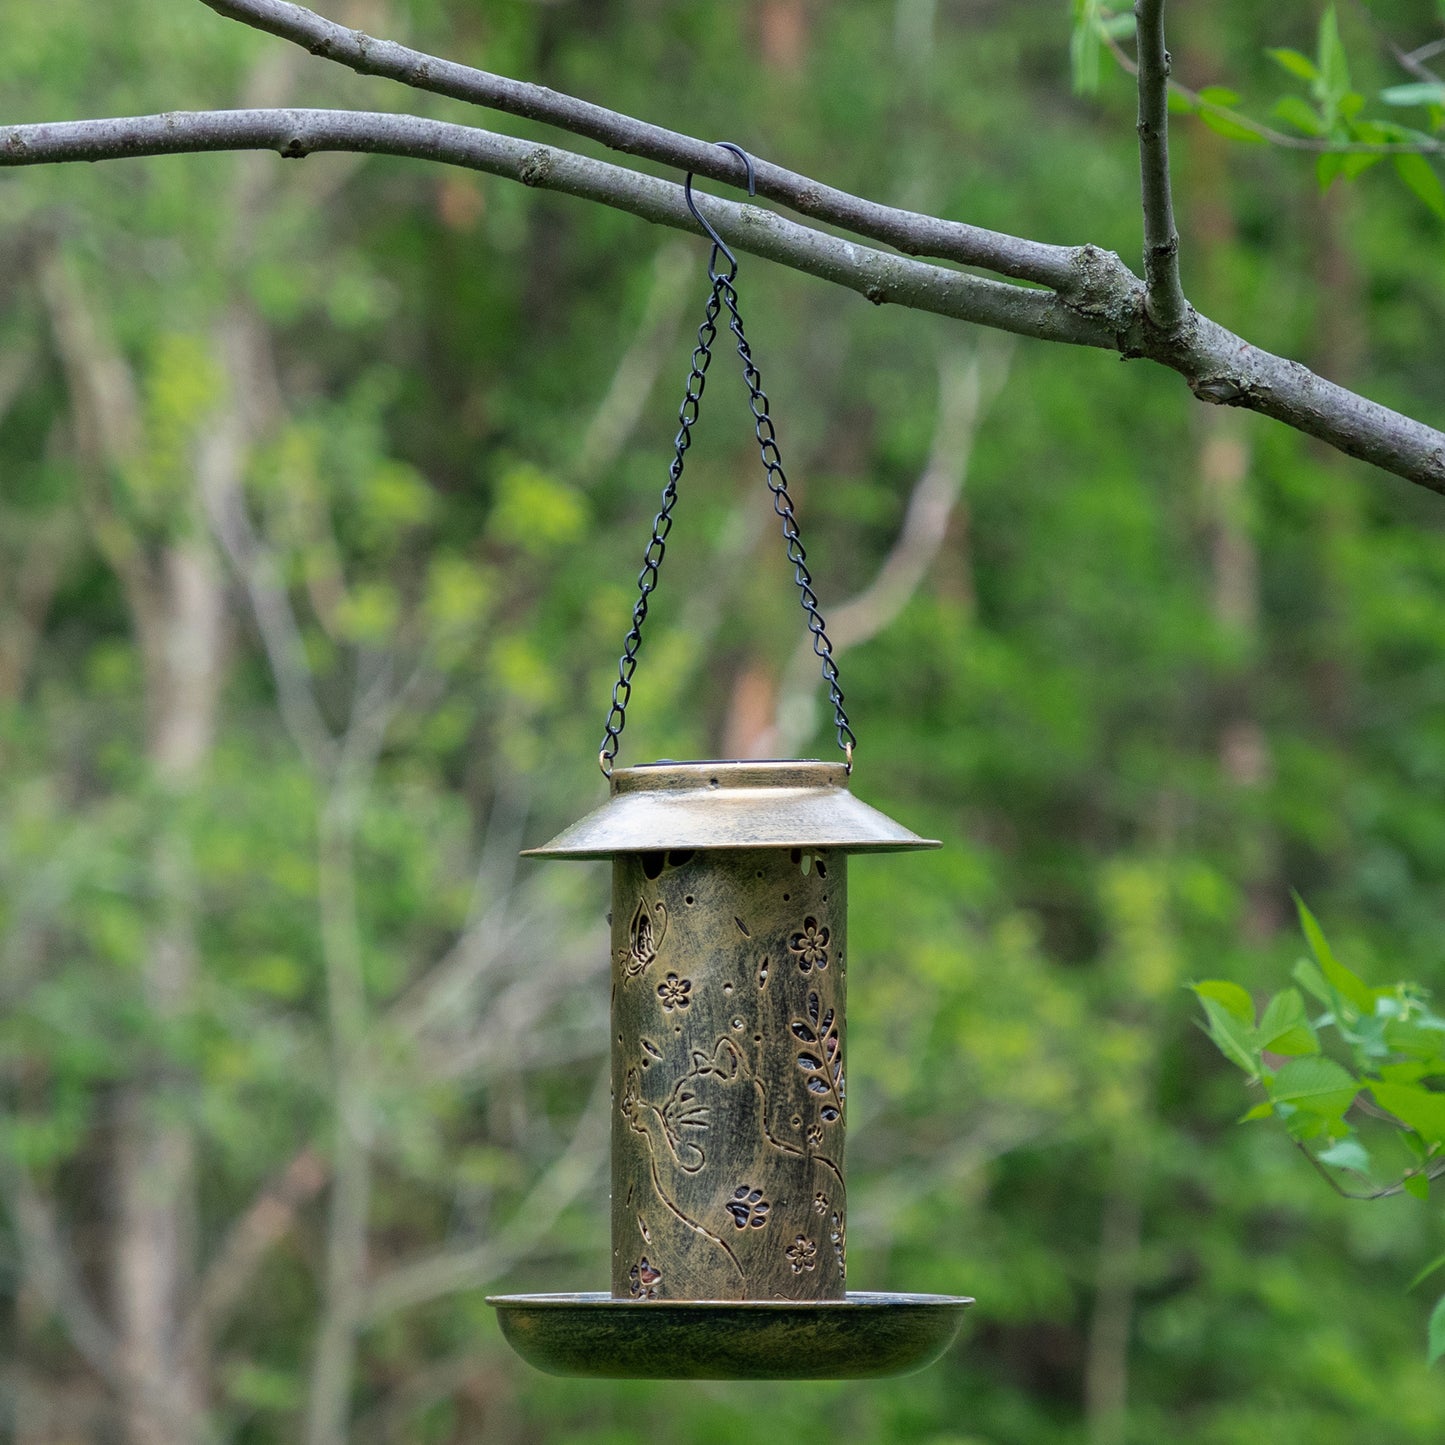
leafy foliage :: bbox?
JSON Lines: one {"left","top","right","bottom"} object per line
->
{"left": 2, "top": 0, "right": 1445, "bottom": 1442}
{"left": 1195, "top": 898, "right": 1445, "bottom": 1356}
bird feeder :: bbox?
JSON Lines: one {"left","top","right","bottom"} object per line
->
{"left": 487, "top": 761, "right": 972, "bottom": 1378}
{"left": 487, "top": 142, "right": 972, "bottom": 1377}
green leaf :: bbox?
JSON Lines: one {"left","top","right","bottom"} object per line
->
{"left": 1408, "top": 1252, "right": 1445, "bottom": 1292}
{"left": 1070, "top": 0, "right": 1103, "bottom": 96}
{"left": 1269, "top": 1057, "right": 1358, "bottom": 1118}
{"left": 1294, "top": 895, "right": 1374, "bottom": 1014}
{"left": 1239, "top": 1101, "right": 1275, "bottom": 1122}
{"left": 1198, "top": 86, "right": 1241, "bottom": 107}
{"left": 1258, "top": 989, "right": 1319, "bottom": 1057}
{"left": 1407, "top": 1172, "right": 1431, "bottom": 1202}
{"left": 1198, "top": 107, "right": 1268, "bottom": 144}
{"left": 1315, "top": 6, "right": 1350, "bottom": 108}
{"left": 1383, "top": 1021, "right": 1445, "bottom": 1063}
{"left": 1337, "top": 151, "right": 1385, "bottom": 182}
{"left": 1393, "top": 153, "right": 1445, "bottom": 220}
{"left": 1382, "top": 82, "right": 1445, "bottom": 108}
{"left": 1293, "top": 958, "right": 1334, "bottom": 1008}
{"left": 1317, "top": 151, "right": 1346, "bottom": 192}
{"left": 1272, "top": 95, "right": 1327, "bottom": 136}
{"left": 1192, "top": 980, "right": 1255, "bottom": 1025}
{"left": 1430, "top": 1296, "right": 1445, "bottom": 1365}
{"left": 1316, "top": 1137, "right": 1370, "bottom": 1174}
{"left": 1267, "top": 47, "right": 1320, "bottom": 83}
{"left": 1371, "top": 1081, "right": 1445, "bottom": 1144}
{"left": 1098, "top": 12, "right": 1136, "bottom": 39}
{"left": 1198, "top": 996, "right": 1261, "bottom": 1075}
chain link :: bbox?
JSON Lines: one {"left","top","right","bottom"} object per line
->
{"left": 598, "top": 153, "right": 855, "bottom": 776}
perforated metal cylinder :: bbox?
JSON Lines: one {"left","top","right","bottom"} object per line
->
{"left": 610, "top": 846, "right": 847, "bottom": 1302}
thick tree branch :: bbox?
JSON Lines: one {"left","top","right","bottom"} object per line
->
{"left": 1134, "top": 0, "right": 1187, "bottom": 332}
{"left": 198, "top": 0, "right": 1082, "bottom": 291}
{"left": 4, "top": 110, "right": 1444, "bottom": 492}
{"left": 0, "top": 110, "right": 1109, "bottom": 348}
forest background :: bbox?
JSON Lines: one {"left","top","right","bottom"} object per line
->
{"left": 3, "top": 0, "right": 1445, "bottom": 1442}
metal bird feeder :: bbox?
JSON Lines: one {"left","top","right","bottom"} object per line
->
{"left": 488, "top": 147, "right": 971, "bottom": 1379}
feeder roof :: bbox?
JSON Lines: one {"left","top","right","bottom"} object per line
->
{"left": 523, "top": 760, "right": 940, "bottom": 859}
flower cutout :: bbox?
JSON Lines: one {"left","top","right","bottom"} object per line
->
{"left": 789, "top": 917, "right": 830, "bottom": 973}
{"left": 726, "top": 1185, "right": 771, "bottom": 1230}
{"left": 656, "top": 972, "right": 692, "bottom": 1011}
{"left": 786, "top": 1235, "right": 818, "bottom": 1274}
{"left": 628, "top": 1256, "right": 662, "bottom": 1300}
{"left": 829, "top": 1212, "right": 847, "bottom": 1280}
{"left": 813, "top": 1191, "right": 829, "bottom": 1215}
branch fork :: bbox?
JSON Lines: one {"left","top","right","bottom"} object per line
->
{"left": 0, "top": 0, "right": 1442, "bottom": 486}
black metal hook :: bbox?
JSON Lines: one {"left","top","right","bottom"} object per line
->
{"left": 683, "top": 142, "right": 756, "bottom": 280}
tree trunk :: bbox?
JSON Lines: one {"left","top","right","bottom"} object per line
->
{"left": 115, "top": 538, "right": 228, "bottom": 1445}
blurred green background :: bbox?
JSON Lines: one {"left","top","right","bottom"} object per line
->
{"left": 3, "top": 0, "right": 1445, "bottom": 1441}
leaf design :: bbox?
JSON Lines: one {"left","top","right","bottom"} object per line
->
{"left": 792, "top": 989, "right": 844, "bottom": 1124}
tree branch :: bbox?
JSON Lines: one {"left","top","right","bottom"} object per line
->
{"left": 1, "top": 110, "right": 1105, "bottom": 347}
{"left": 773, "top": 338, "right": 1011, "bottom": 756}
{"left": 1134, "top": 0, "right": 1187, "bottom": 332}
{"left": 181, "top": 1147, "right": 328, "bottom": 1357}
{"left": 4, "top": 111, "right": 1444, "bottom": 492}
{"left": 198, "top": 0, "right": 1082, "bottom": 291}
{"left": 359, "top": 1064, "right": 610, "bottom": 1321}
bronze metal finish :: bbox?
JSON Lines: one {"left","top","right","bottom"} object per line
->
{"left": 487, "top": 1292, "right": 974, "bottom": 1379}
{"left": 612, "top": 843, "right": 846, "bottom": 1300}
{"left": 524, "top": 760, "right": 940, "bottom": 858}
{"left": 493, "top": 760, "right": 965, "bottom": 1376}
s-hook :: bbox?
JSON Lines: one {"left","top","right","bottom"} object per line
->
{"left": 683, "top": 141, "right": 756, "bottom": 281}
{"left": 597, "top": 141, "right": 856, "bottom": 779}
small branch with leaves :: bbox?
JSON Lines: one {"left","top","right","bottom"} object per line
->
{"left": 1193, "top": 897, "right": 1445, "bottom": 1362}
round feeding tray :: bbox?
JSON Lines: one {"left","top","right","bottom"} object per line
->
{"left": 487, "top": 1291, "right": 973, "bottom": 1380}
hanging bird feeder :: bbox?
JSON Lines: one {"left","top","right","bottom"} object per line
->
{"left": 488, "top": 146, "right": 972, "bottom": 1380}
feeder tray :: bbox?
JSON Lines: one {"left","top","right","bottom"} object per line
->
{"left": 488, "top": 1291, "right": 972, "bottom": 1380}
{"left": 490, "top": 761, "right": 973, "bottom": 1379}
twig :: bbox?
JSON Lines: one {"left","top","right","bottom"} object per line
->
{"left": 1134, "top": 0, "right": 1188, "bottom": 333}
{"left": 360, "top": 1064, "right": 611, "bottom": 1320}
{"left": 772, "top": 337, "right": 1011, "bottom": 756}
{"left": 1105, "top": 29, "right": 1445, "bottom": 155}
{"left": 198, "top": 0, "right": 1081, "bottom": 290}
{"left": 199, "top": 429, "right": 336, "bottom": 775}
{"left": 570, "top": 240, "right": 694, "bottom": 488}
{"left": 0, "top": 1163, "right": 118, "bottom": 1384}
{"left": 181, "top": 1147, "right": 329, "bottom": 1358}
{"left": 1294, "top": 1138, "right": 1445, "bottom": 1201}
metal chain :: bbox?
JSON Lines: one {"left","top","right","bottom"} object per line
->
{"left": 598, "top": 278, "right": 725, "bottom": 776}
{"left": 714, "top": 269, "right": 856, "bottom": 770}
{"left": 598, "top": 147, "right": 855, "bottom": 776}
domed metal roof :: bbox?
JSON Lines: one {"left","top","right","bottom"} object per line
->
{"left": 523, "top": 760, "right": 940, "bottom": 858}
